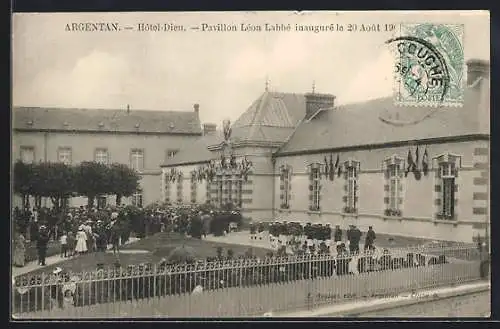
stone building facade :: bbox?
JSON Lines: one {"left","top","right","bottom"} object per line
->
{"left": 163, "top": 59, "right": 489, "bottom": 243}
{"left": 12, "top": 105, "right": 203, "bottom": 208}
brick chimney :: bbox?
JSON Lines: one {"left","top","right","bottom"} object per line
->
{"left": 194, "top": 103, "right": 200, "bottom": 113}
{"left": 305, "top": 93, "right": 335, "bottom": 120}
{"left": 203, "top": 123, "right": 217, "bottom": 136}
{"left": 467, "top": 59, "right": 490, "bottom": 86}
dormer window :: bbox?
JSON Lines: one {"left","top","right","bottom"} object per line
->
{"left": 63, "top": 121, "right": 69, "bottom": 127}
{"left": 98, "top": 122, "right": 104, "bottom": 128}
{"left": 134, "top": 123, "right": 140, "bottom": 128}
{"left": 169, "top": 122, "right": 175, "bottom": 129}
{"left": 26, "top": 120, "right": 33, "bottom": 126}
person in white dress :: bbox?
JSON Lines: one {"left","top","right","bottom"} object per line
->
{"left": 75, "top": 227, "right": 88, "bottom": 255}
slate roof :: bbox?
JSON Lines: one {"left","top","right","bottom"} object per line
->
{"left": 163, "top": 91, "right": 308, "bottom": 166}
{"left": 13, "top": 107, "right": 203, "bottom": 135}
{"left": 161, "top": 133, "right": 221, "bottom": 167}
{"left": 230, "top": 91, "right": 306, "bottom": 144}
{"left": 276, "top": 77, "right": 490, "bottom": 155}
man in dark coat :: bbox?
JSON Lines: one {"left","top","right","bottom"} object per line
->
{"left": 334, "top": 225, "right": 342, "bottom": 242}
{"left": 348, "top": 225, "right": 361, "bottom": 255}
{"left": 36, "top": 225, "right": 50, "bottom": 266}
{"left": 364, "top": 226, "right": 376, "bottom": 251}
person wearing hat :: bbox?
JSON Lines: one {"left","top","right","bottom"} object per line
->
{"left": 36, "top": 225, "right": 50, "bottom": 266}
{"left": 364, "top": 226, "right": 376, "bottom": 251}
{"left": 348, "top": 225, "right": 361, "bottom": 255}
{"left": 334, "top": 225, "right": 342, "bottom": 243}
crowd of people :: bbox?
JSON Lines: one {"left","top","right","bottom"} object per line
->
{"left": 12, "top": 203, "right": 244, "bottom": 268}
{"left": 250, "top": 221, "right": 377, "bottom": 257}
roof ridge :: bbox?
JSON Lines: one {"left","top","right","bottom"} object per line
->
{"left": 13, "top": 106, "right": 194, "bottom": 115}
{"left": 247, "top": 92, "right": 269, "bottom": 139}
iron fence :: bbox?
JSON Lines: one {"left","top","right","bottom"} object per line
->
{"left": 12, "top": 245, "right": 484, "bottom": 318}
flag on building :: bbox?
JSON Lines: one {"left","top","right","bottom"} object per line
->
{"left": 324, "top": 156, "right": 329, "bottom": 179}
{"left": 414, "top": 146, "right": 420, "bottom": 173}
{"left": 335, "top": 154, "right": 342, "bottom": 177}
{"left": 329, "top": 154, "right": 335, "bottom": 181}
{"left": 405, "top": 149, "right": 414, "bottom": 177}
{"left": 422, "top": 148, "right": 429, "bottom": 176}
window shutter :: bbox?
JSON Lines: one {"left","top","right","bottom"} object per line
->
{"left": 454, "top": 184, "right": 458, "bottom": 192}
{"left": 383, "top": 184, "right": 389, "bottom": 192}
{"left": 342, "top": 196, "right": 347, "bottom": 203}
{"left": 384, "top": 197, "right": 389, "bottom": 204}
{"left": 308, "top": 184, "right": 313, "bottom": 191}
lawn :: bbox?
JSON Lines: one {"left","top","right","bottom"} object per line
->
{"left": 24, "top": 240, "right": 61, "bottom": 263}
{"left": 17, "top": 232, "right": 271, "bottom": 277}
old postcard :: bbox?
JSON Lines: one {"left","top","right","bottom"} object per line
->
{"left": 11, "top": 11, "right": 490, "bottom": 319}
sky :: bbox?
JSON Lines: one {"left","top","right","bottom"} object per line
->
{"left": 12, "top": 11, "right": 490, "bottom": 125}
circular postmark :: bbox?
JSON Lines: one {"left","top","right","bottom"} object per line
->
{"left": 386, "top": 24, "right": 464, "bottom": 106}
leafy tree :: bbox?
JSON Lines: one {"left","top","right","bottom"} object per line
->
{"left": 108, "top": 163, "right": 140, "bottom": 206}
{"left": 74, "top": 161, "right": 110, "bottom": 208}
{"left": 13, "top": 161, "right": 32, "bottom": 209}
{"left": 38, "top": 162, "right": 75, "bottom": 212}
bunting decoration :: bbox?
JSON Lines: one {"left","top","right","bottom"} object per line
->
{"left": 172, "top": 154, "right": 253, "bottom": 185}
{"left": 422, "top": 147, "right": 429, "bottom": 176}
{"left": 329, "top": 154, "right": 335, "bottom": 181}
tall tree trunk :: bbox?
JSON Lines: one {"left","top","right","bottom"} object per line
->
{"left": 116, "top": 194, "right": 122, "bottom": 206}
{"left": 35, "top": 196, "right": 42, "bottom": 208}
{"left": 88, "top": 195, "right": 95, "bottom": 208}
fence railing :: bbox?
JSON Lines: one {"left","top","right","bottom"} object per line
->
{"left": 12, "top": 246, "right": 485, "bottom": 318}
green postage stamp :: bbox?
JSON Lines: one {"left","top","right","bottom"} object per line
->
{"left": 387, "top": 23, "right": 465, "bottom": 107}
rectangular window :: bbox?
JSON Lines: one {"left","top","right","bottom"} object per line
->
{"left": 346, "top": 166, "right": 358, "bottom": 211}
{"left": 57, "top": 147, "right": 72, "bottom": 165}
{"left": 227, "top": 175, "right": 232, "bottom": 207}
{"left": 191, "top": 173, "right": 197, "bottom": 204}
{"left": 217, "top": 175, "right": 223, "bottom": 207}
{"left": 166, "top": 149, "right": 179, "bottom": 160}
{"left": 132, "top": 191, "right": 143, "bottom": 208}
{"left": 176, "top": 173, "right": 183, "bottom": 203}
{"left": 130, "top": 149, "right": 144, "bottom": 171}
{"left": 312, "top": 167, "right": 320, "bottom": 210}
{"left": 20, "top": 146, "right": 35, "bottom": 164}
{"left": 237, "top": 176, "right": 243, "bottom": 207}
{"left": 388, "top": 164, "right": 400, "bottom": 210}
{"left": 283, "top": 168, "right": 290, "bottom": 207}
{"left": 97, "top": 196, "right": 107, "bottom": 209}
{"left": 440, "top": 163, "right": 456, "bottom": 219}
{"left": 95, "top": 148, "right": 109, "bottom": 165}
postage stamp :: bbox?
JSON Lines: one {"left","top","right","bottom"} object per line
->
{"left": 386, "top": 23, "right": 465, "bottom": 107}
